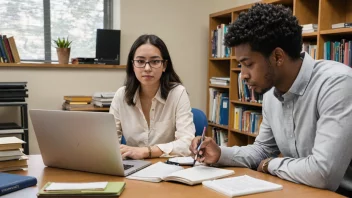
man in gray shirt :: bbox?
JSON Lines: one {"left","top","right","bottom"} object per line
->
{"left": 190, "top": 3, "right": 352, "bottom": 196}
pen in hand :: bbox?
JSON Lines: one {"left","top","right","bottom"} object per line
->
{"left": 193, "top": 126, "right": 206, "bottom": 167}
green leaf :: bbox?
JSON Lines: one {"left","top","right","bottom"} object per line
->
{"left": 53, "top": 36, "right": 73, "bottom": 48}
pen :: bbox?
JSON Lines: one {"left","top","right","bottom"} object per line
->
{"left": 193, "top": 126, "right": 206, "bottom": 167}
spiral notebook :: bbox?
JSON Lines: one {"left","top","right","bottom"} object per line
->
{"left": 202, "top": 175, "right": 283, "bottom": 197}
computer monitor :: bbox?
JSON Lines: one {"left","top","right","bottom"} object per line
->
{"left": 95, "top": 29, "right": 121, "bottom": 64}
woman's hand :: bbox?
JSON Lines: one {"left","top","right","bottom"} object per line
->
{"left": 120, "top": 145, "right": 148, "bottom": 160}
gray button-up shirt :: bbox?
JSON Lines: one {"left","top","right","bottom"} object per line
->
{"left": 217, "top": 52, "right": 352, "bottom": 191}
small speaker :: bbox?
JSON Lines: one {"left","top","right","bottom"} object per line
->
{"left": 95, "top": 29, "right": 121, "bottom": 64}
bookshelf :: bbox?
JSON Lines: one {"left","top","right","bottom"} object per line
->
{"left": 207, "top": 0, "right": 352, "bottom": 147}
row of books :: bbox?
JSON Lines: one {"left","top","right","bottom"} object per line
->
{"left": 302, "top": 43, "right": 317, "bottom": 59}
{"left": 0, "top": 35, "right": 20, "bottom": 63}
{"left": 324, "top": 39, "right": 352, "bottom": 67}
{"left": 0, "top": 137, "right": 27, "bottom": 172}
{"left": 302, "top": 24, "right": 317, "bottom": 33}
{"left": 234, "top": 107, "right": 263, "bottom": 134}
{"left": 209, "top": 77, "right": 230, "bottom": 86}
{"left": 211, "top": 24, "right": 231, "bottom": 58}
{"left": 211, "top": 128, "right": 228, "bottom": 147}
{"left": 208, "top": 89, "right": 229, "bottom": 126}
{"left": 238, "top": 73, "right": 263, "bottom": 104}
{"left": 301, "top": 22, "right": 352, "bottom": 32}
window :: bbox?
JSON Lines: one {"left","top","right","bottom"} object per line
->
{"left": 0, "top": 0, "right": 113, "bottom": 62}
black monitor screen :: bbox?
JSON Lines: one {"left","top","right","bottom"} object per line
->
{"left": 95, "top": 29, "right": 120, "bottom": 60}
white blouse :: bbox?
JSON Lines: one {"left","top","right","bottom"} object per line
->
{"left": 109, "top": 84, "right": 195, "bottom": 157}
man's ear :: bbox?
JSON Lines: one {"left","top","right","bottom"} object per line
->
{"left": 272, "top": 47, "right": 285, "bottom": 67}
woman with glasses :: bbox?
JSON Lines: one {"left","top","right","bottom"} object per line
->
{"left": 109, "top": 34, "right": 196, "bottom": 159}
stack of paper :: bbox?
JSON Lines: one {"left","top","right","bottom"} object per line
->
{"left": 0, "top": 137, "right": 27, "bottom": 171}
{"left": 92, "top": 92, "right": 114, "bottom": 107}
{"left": 202, "top": 175, "right": 283, "bottom": 197}
{"left": 37, "top": 182, "right": 126, "bottom": 197}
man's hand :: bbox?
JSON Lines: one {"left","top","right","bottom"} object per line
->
{"left": 120, "top": 145, "right": 148, "bottom": 160}
{"left": 189, "top": 136, "right": 221, "bottom": 164}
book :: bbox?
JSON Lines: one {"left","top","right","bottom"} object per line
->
{"left": 0, "top": 156, "right": 28, "bottom": 169}
{"left": 0, "top": 173, "right": 37, "bottom": 196}
{"left": 0, "top": 82, "right": 27, "bottom": 89}
{"left": 37, "top": 182, "right": 125, "bottom": 197}
{"left": 126, "top": 162, "right": 234, "bottom": 185}
{"left": 63, "top": 96, "right": 92, "bottom": 103}
{"left": 7, "top": 37, "right": 20, "bottom": 63}
{"left": 332, "top": 22, "right": 352, "bottom": 29}
{"left": 0, "top": 148, "right": 24, "bottom": 157}
{"left": 0, "top": 137, "right": 25, "bottom": 151}
{"left": 202, "top": 175, "right": 283, "bottom": 197}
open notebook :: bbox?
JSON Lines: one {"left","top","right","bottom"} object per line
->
{"left": 202, "top": 175, "right": 283, "bottom": 197}
{"left": 126, "top": 162, "right": 234, "bottom": 185}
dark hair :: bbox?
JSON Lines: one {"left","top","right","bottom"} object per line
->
{"left": 124, "top": 34, "right": 182, "bottom": 106}
{"left": 224, "top": 3, "right": 302, "bottom": 59}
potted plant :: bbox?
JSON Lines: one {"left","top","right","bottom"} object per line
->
{"left": 53, "top": 37, "right": 72, "bottom": 64}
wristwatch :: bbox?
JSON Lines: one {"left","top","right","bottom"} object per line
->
{"left": 262, "top": 157, "right": 274, "bottom": 173}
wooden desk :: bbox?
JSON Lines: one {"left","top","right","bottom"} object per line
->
{"left": 3, "top": 155, "right": 344, "bottom": 198}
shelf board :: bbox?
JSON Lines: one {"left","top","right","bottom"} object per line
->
{"left": 320, "top": 28, "right": 352, "bottom": 35}
{"left": 0, "top": 102, "right": 27, "bottom": 106}
{"left": 209, "top": 58, "right": 231, "bottom": 61}
{"left": 0, "top": 63, "right": 126, "bottom": 69}
{"left": 230, "top": 100, "right": 262, "bottom": 107}
{"left": 233, "top": 3, "right": 256, "bottom": 12}
{"left": 261, "top": 0, "right": 293, "bottom": 5}
{"left": 209, "top": 84, "right": 230, "bottom": 89}
{"left": 302, "top": 32, "right": 318, "bottom": 38}
{"left": 210, "top": 10, "right": 232, "bottom": 18}
{"left": 230, "top": 128, "right": 258, "bottom": 137}
{"left": 231, "top": 56, "right": 237, "bottom": 60}
{"left": 231, "top": 68, "right": 241, "bottom": 72}
{"left": 208, "top": 122, "right": 229, "bottom": 130}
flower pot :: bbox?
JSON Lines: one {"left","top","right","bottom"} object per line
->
{"left": 56, "top": 48, "right": 71, "bottom": 64}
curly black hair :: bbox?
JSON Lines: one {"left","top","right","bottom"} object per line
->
{"left": 224, "top": 3, "right": 302, "bottom": 60}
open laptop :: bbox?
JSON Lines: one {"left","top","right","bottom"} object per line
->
{"left": 29, "top": 109, "right": 151, "bottom": 176}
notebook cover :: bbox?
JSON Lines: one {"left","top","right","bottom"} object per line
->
{"left": 0, "top": 173, "right": 37, "bottom": 196}
{"left": 37, "top": 182, "right": 125, "bottom": 196}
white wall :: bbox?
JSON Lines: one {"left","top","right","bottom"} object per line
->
{"left": 120, "top": 0, "right": 260, "bottom": 111}
{"left": 0, "top": 0, "right": 259, "bottom": 154}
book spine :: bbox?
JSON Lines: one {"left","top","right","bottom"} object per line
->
{"left": 0, "top": 178, "right": 37, "bottom": 196}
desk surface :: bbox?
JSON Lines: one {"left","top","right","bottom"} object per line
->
{"left": 3, "top": 155, "right": 344, "bottom": 198}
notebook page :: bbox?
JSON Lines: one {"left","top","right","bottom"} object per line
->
{"left": 202, "top": 175, "right": 283, "bottom": 197}
{"left": 166, "top": 166, "right": 234, "bottom": 184}
{"left": 127, "top": 162, "right": 184, "bottom": 182}
{"left": 45, "top": 182, "right": 108, "bottom": 191}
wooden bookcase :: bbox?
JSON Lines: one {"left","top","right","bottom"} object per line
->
{"left": 207, "top": 0, "right": 352, "bottom": 147}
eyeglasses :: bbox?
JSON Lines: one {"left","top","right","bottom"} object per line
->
{"left": 132, "top": 59, "right": 165, "bottom": 68}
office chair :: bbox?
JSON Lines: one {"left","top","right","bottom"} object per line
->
{"left": 120, "top": 108, "right": 208, "bottom": 145}
{"left": 191, "top": 108, "right": 208, "bottom": 137}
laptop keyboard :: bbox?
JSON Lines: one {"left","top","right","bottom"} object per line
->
{"left": 123, "top": 164, "right": 134, "bottom": 170}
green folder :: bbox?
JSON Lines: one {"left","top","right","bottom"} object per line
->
{"left": 37, "top": 182, "right": 125, "bottom": 197}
